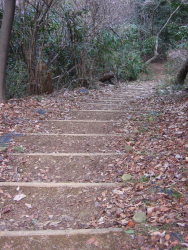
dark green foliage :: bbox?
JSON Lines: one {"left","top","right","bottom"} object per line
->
{"left": 6, "top": 2, "right": 146, "bottom": 98}
{"left": 135, "top": 0, "right": 188, "bottom": 57}
{"left": 6, "top": 60, "right": 28, "bottom": 99}
{"left": 0, "top": 8, "right": 3, "bottom": 26}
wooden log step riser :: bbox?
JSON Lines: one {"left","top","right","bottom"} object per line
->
{"left": 0, "top": 230, "right": 130, "bottom": 250}
{"left": 0, "top": 227, "right": 123, "bottom": 237}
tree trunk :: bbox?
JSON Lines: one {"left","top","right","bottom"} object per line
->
{"left": 0, "top": 0, "right": 16, "bottom": 102}
{"left": 175, "top": 58, "right": 188, "bottom": 85}
{"left": 146, "top": 5, "right": 181, "bottom": 65}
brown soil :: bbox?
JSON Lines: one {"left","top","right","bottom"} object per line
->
{"left": 8, "top": 155, "right": 126, "bottom": 183}
{"left": 12, "top": 134, "right": 128, "bottom": 153}
{"left": 1, "top": 186, "right": 119, "bottom": 231}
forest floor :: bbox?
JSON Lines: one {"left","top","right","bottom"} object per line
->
{"left": 0, "top": 63, "right": 188, "bottom": 250}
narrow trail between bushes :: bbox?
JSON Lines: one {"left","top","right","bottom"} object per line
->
{"left": 0, "top": 63, "right": 187, "bottom": 249}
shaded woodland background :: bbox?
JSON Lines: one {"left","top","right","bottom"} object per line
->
{"left": 0, "top": 0, "right": 188, "bottom": 99}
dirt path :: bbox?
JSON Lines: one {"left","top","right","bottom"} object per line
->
{"left": 0, "top": 65, "right": 187, "bottom": 249}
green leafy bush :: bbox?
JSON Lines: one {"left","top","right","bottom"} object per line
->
{"left": 6, "top": 60, "right": 28, "bottom": 99}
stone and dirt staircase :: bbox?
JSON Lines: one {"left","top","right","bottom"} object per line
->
{"left": 0, "top": 81, "right": 156, "bottom": 249}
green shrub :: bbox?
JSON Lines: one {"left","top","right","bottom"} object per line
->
{"left": 6, "top": 60, "right": 28, "bottom": 99}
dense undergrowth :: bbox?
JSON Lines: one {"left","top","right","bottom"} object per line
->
{"left": 0, "top": 0, "right": 187, "bottom": 99}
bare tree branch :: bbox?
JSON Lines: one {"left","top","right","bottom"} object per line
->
{"left": 146, "top": 3, "right": 182, "bottom": 65}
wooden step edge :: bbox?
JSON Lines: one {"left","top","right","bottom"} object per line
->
{"left": 101, "top": 98, "right": 128, "bottom": 100}
{"left": 82, "top": 103, "right": 131, "bottom": 105}
{"left": 86, "top": 100, "right": 130, "bottom": 103}
{"left": 90, "top": 100, "right": 127, "bottom": 102}
{"left": 0, "top": 227, "right": 123, "bottom": 237}
{"left": 91, "top": 100, "right": 134, "bottom": 103}
{"left": 10, "top": 152, "right": 126, "bottom": 156}
{"left": 71, "top": 110, "right": 136, "bottom": 112}
{"left": 99, "top": 98, "right": 137, "bottom": 101}
{"left": 0, "top": 182, "right": 119, "bottom": 188}
{"left": 44, "top": 120, "right": 114, "bottom": 123}
{"left": 21, "top": 133, "right": 128, "bottom": 137}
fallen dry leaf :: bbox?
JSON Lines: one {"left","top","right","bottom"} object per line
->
{"left": 86, "top": 237, "right": 96, "bottom": 245}
{"left": 13, "top": 193, "right": 26, "bottom": 201}
{"left": 127, "top": 220, "right": 135, "bottom": 228}
{"left": 2, "top": 205, "right": 11, "bottom": 214}
{"left": 160, "top": 206, "right": 170, "bottom": 212}
{"left": 165, "top": 234, "right": 171, "bottom": 241}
